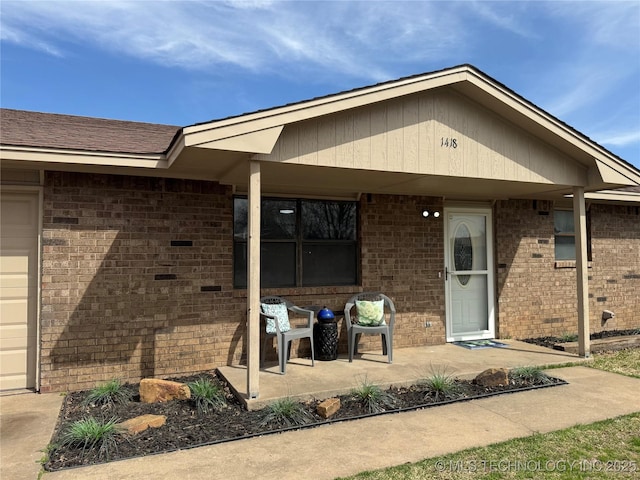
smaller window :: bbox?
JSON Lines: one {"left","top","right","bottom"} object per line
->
{"left": 554, "top": 210, "right": 591, "bottom": 261}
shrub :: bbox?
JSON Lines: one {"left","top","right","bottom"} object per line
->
{"left": 351, "top": 378, "right": 396, "bottom": 414}
{"left": 422, "top": 366, "right": 459, "bottom": 402}
{"left": 559, "top": 332, "right": 578, "bottom": 343}
{"left": 59, "top": 417, "right": 120, "bottom": 460}
{"left": 260, "top": 397, "right": 314, "bottom": 428}
{"left": 82, "top": 379, "right": 132, "bottom": 407}
{"left": 510, "top": 366, "right": 553, "bottom": 385}
{"left": 187, "top": 377, "right": 227, "bottom": 414}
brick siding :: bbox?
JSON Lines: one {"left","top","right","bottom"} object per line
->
{"left": 41, "top": 172, "right": 239, "bottom": 392}
{"left": 40, "top": 173, "right": 446, "bottom": 392}
{"left": 495, "top": 200, "right": 640, "bottom": 339}
{"left": 39, "top": 174, "right": 638, "bottom": 392}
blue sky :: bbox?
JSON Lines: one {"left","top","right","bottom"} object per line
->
{"left": 1, "top": 0, "right": 639, "bottom": 168}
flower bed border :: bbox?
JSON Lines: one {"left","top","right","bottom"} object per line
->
{"left": 46, "top": 376, "right": 567, "bottom": 472}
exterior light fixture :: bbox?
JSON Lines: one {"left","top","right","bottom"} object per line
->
{"left": 422, "top": 210, "right": 441, "bottom": 218}
{"left": 279, "top": 209, "right": 295, "bottom": 214}
{"left": 433, "top": 211, "right": 440, "bottom": 218}
{"left": 422, "top": 210, "right": 429, "bottom": 217}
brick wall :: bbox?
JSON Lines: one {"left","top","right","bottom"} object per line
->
{"left": 358, "top": 194, "right": 445, "bottom": 350}
{"left": 495, "top": 200, "right": 640, "bottom": 339}
{"left": 40, "top": 173, "right": 445, "bottom": 392}
{"left": 40, "top": 172, "right": 242, "bottom": 392}
{"left": 248, "top": 194, "right": 446, "bottom": 354}
{"left": 589, "top": 203, "right": 640, "bottom": 330}
{"left": 40, "top": 173, "right": 638, "bottom": 392}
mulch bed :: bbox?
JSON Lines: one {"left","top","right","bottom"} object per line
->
{"left": 521, "top": 328, "right": 639, "bottom": 350}
{"left": 45, "top": 371, "right": 566, "bottom": 471}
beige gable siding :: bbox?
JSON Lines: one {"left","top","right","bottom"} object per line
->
{"left": 257, "top": 89, "right": 588, "bottom": 186}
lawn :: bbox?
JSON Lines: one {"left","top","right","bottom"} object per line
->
{"left": 338, "top": 348, "right": 640, "bottom": 480}
{"left": 588, "top": 348, "right": 640, "bottom": 378}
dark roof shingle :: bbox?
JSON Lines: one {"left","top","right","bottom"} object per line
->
{"left": 0, "top": 109, "right": 180, "bottom": 155}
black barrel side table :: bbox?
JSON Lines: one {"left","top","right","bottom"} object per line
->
{"left": 313, "top": 320, "right": 338, "bottom": 361}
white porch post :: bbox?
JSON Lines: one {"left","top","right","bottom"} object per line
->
{"left": 573, "top": 186, "right": 590, "bottom": 358}
{"left": 247, "top": 160, "right": 261, "bottom": 398}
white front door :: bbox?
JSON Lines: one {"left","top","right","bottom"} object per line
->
{"left": 444, "top": 207, "right": 495, "bottom": 342}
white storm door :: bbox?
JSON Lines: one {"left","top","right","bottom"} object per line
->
{"left": 444, "top": 208, "right": 495, "bottom": 342}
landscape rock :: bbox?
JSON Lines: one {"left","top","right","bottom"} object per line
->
{"left": 117, "top": 414, "right": 167, "bottom": 434}
{"left": 139, "top": 378, "right": 191, "bottom": 403}
{"left": 317, "top": 397, "right": 341, "bottom": 418}
{"left": 474, "top": 368, "right": 509, "bottom": 387}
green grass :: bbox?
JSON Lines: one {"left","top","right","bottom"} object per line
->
{"left": 260, "top": 397, "right": 314, "bottom": 428}
{"left": 338, "top": 413, "right": 640, "bottom": 479}
{"left": 187, "top": 376, "right": 227, "bottom": 414}
{"left": 59, "top": 417, "right": 120, "bottom": 461}
{"left": 351, "top": 378, "right": 397, "bottom": 414}
{"left": 82, "top": 379, "right": 132, "bottom": 407}
{"left": 37, "top": 443, "right": 57, "bottom": 480}
{"left": 588, "top": 348, "right": 640, "bottom": 378}
{"left": 338, "top": 348, "right": 640, "bottom": 479}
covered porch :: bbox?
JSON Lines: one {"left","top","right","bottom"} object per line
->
{"left": 218, "top": 340, "right": 588, "bottom": 410}
{"left": 170, "top": 66, "right": 639, "bottom": 399}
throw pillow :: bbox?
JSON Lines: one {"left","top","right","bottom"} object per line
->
{"left": 261, "top": 303, "right": 291, "bottom": 334}
{"left": 355, "top": 299, "right": 385, "bottom": 326}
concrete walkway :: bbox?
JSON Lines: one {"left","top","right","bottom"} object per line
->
{"left": 0, "top": 390, "right": 63, "bottom": 480}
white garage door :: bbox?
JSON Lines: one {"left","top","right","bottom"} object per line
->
{"left": 1, "top": 191, "right": 39, "bottom": 390}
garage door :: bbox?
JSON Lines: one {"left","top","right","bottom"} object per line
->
{"left": 1, "top": 191, "right": 39, "bottom": 390}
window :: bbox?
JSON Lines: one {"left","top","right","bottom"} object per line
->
{"left": 234, "top": 197, "right": 358, "bottom": 288}
{"left": 553, "top": 210, "right": 591, "bottom": 261}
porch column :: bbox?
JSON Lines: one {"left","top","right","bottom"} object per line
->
{"left": 573, "top": 186, "right": 590, "bottom": 358}
{"left": 247, "top": 160, "right": 261, "bottom": 398}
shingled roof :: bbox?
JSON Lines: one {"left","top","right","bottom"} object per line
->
{"left": 0, "top": 108, "right": 180, "bottom": 155}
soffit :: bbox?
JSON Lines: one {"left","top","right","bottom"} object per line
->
{"left": 227, "top": 162, "right": 583, "bottom": 201}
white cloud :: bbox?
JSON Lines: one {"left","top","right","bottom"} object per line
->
{"left": 0, "top": 23, "right": 63, "bottom": 57}
{"left": 1, "top": 0, "right": 637, "bottom": 167}
{"left": 546, "top": 0, "right": 640, "bottom": 51}
{"left": 598, "top": 129, "right": 640, "bottom": 148}
{"left": 0, "top": 0, "right": 473, "bottom": 82}
{"left": 542, "top": 68, "right": 617, "bottom": 118}
{"left": 468, "top": 0, "right": 538, "bottom": 38}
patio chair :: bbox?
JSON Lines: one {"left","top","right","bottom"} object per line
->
{"left": 260, "top": 296, "right": 315, "bottom": 374}
{"left": 344, "top": 292, "right": 395, "bottom": 363}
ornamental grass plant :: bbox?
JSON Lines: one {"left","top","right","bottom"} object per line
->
{"left": 421, "top": 365, "right": 459, "bottom": 402}
{"left": 187, "top": 376, "right": 227, "bottom": 414}
{"left": 82, "top": 379, "right": 133, "bottom": 408}
{"left": 509, "top": 366, "right": 554, "bottom": 385}
{"left": 350, "top": 377, "right": 396, "bottom": 414}
{"left": 260, "top": 397, "right": 314, "bottom": 428}
{"left": 58, "top": 416, "right": 121, "bottom": 461}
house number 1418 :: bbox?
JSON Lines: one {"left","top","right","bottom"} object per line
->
{"left": 440, "top": 137, "right": 458, "bottom": 148}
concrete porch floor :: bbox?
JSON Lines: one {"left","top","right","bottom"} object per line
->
{"left": 218, "top": 340, "right": 588, "bottom": 409}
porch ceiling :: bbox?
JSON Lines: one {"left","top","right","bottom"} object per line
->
{"left": 248, "top": 163, "right": 577, "bottom": 200}
{"left": 169, "top": 150, "right": 589, "bottom": 201}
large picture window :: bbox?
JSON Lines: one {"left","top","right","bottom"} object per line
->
{"left": 234, "top": 197, "right": 358, "bottom": 288}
